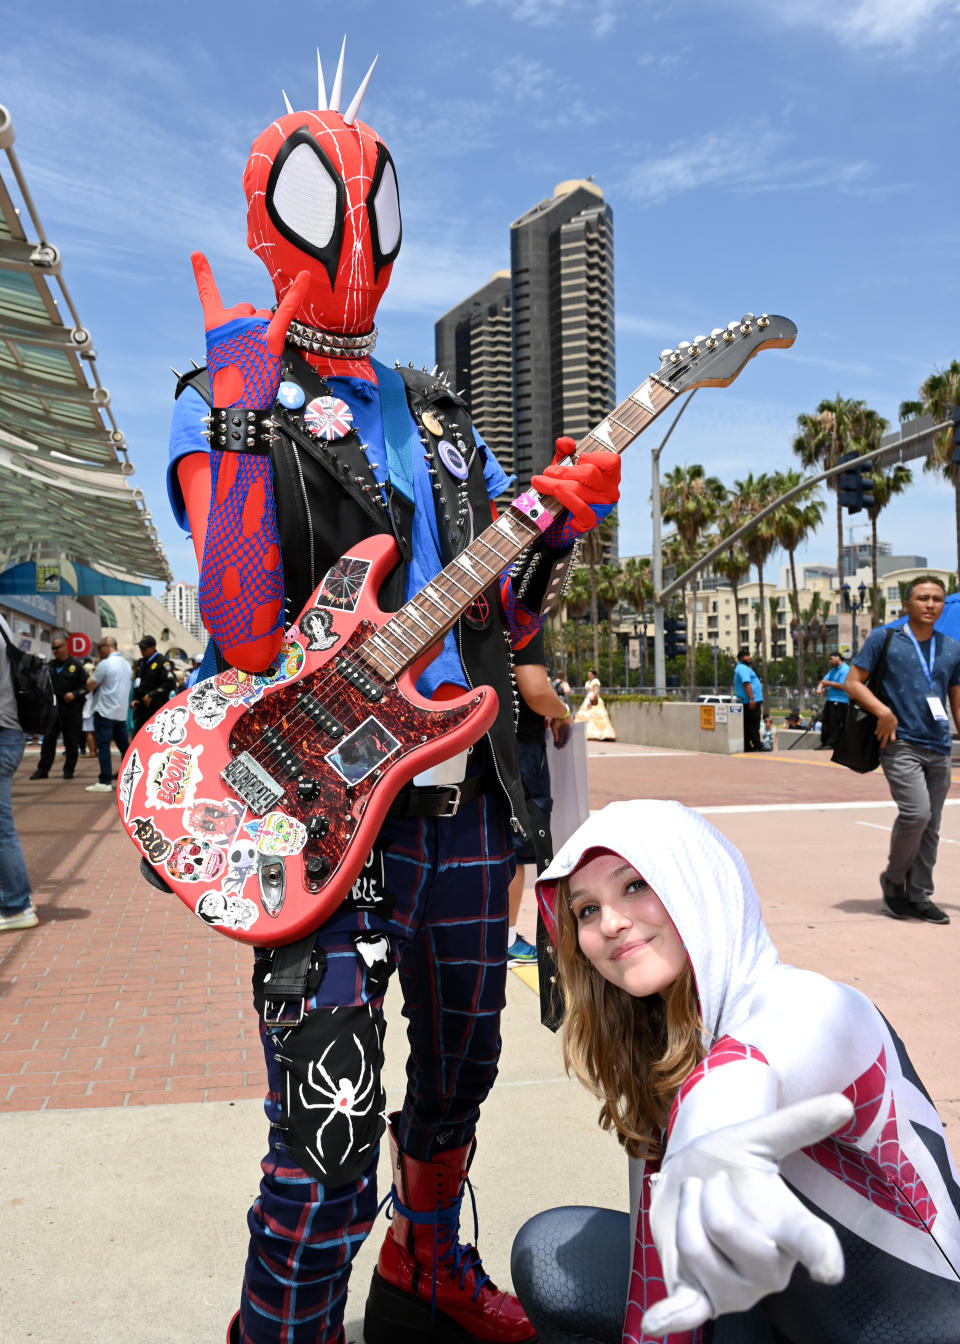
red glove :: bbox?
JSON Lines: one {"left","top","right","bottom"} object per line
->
{"left": 531, "top": 437, "right": 621, "bottom": 536}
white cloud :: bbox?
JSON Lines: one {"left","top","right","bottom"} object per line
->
{"left": 619, "top": 124, "right": 877, "bottom": 206}
{"left": 466, "top": 0, "right": 623, "bottom": 38}
{"left": 731, "top": 0, "right": 960, "bottom": 48}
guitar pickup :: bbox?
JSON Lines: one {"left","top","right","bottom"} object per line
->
{"left": 298, "top": 693, "right": 345, "bottom": 739}
{"left": 221, "top": 752, "right": 285, "bottom": 815}
{"left": 335, "top": 656, "right": 383, "bottom": 702}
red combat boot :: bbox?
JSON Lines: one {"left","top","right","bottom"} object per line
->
{"left": 364, "top": 1116, "right": 537, "bottom": 1344}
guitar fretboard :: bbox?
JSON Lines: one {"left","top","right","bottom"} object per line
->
{"left": 358, "top": 372, "right": 677, "bottom": 681}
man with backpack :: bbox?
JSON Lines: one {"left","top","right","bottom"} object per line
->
{"left": 0, "top": 614, "right": 36, "bottom": 932}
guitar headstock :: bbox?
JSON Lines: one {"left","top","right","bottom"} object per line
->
{"left": 656, "top": 314, "right": 797, "bottom": 393}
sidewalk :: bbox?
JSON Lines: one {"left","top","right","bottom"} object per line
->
{"left": 2, "top": 739, "right": 959, "bottom": 1341}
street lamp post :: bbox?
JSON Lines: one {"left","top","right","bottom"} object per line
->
{"left": 842, "top": 581, "right": 869, "bottom": 656}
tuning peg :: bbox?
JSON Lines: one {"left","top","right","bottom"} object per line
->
{"left": 705, "top": 334, "right": 720, "bottom": 349}
{"left": 692, "top": 335, "right": 707, "bottom": 345}
{"left": 757, "top": 314, "right": 770, "bottom": 328}
{"left": 723, "top": 323, "right": 737, "bottom": 342}
{"left": 741, "top": 312, "right": 755, "bottom": 324}
{"left": 659, "top": 348, "right": 674, "bottom": 361}
{"left": 675, "top": 340, "right": 691, "bottom": 351}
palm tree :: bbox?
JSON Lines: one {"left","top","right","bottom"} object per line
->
{"left": 865, "top": 462, "right": 912, "bottom": 624}
{"left": 622, "top": 556, "right": 653, "bottom": 681}
{"left": 793, "top": 397, "right": 883, "bottom": 590}
{"left": 771, "top": 469, "right": 825, "bottom": 704}
{"left": 712, "top": 492, "right": 752, "bottom": 656}
{"left": 563, "top": 568, "right": 591, "bottom": 684}
{"left": 660, "top": 464, "right": 726, "bottom": 691}
{"left": 901, "top": 360, "right": 960, "bottom": 572}
{"left": 597, "top": 562, "right": 623, "bottom": 683}
{"left": 579, "top": 514, "right": 618, "bottom": 673}
{"left": 736, "top": 472, "right": 778, "bottom": 702}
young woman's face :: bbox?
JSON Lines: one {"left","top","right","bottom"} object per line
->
{"left": 568, "top": 852, "right": 687, "bottom": 998}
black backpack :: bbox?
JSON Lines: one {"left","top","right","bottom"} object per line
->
{"left": 2, "top": 629, "right": 55, "bottom": 734}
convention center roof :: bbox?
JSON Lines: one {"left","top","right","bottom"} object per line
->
{"left": 0, "top": 104, "right": 172, "bottom": 585}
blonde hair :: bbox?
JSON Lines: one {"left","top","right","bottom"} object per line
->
{"left": 553, "top": 874, "right": 706, "bottom": 1160}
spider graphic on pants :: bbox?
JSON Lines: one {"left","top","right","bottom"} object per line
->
{"left": 298, "top": 1031, "right": 380, "bottom": 1174}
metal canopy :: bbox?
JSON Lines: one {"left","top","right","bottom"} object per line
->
{"left": 0, "top": 104, "right": 172, "bottom": 584}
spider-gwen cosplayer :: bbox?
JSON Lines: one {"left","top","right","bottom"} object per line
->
{"left": 166, "top": 43, "right": 619, "bottom": 1344}
{"left": 512, "top": 801, "right": 960, "bottom": 1343}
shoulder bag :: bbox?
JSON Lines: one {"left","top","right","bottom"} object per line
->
{"left": 830, "top": 629, "right": 895, "bottom": 774}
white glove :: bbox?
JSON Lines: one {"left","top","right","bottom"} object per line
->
{"left": 641, "top": 1093, "right": 854, "bottom": 1338}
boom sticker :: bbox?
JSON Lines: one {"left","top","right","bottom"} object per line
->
{"left": 325, "top": 716, "right": 400, "bottom": 786}
{"left": 183, "top": 797, "right": 245, "bottom": 844}
{"left": 195, "top": 889, "right": 258, "bottom": 932}
{"left": 144, "top": 705, "right": 190, "bottom": 746}
{"left": 166, "top": 836, "right": 227, "bottom": 883}
{"left": 244, "top": 810, "right": 308, "bottom": 856}
{"left": 118, "top": 749, "right": 144, "bottom": 822}
{"left": 187, "top": 680, "right": 230, "bottom": 730}
{"left": 146, "top": 745, "right": 203, "bottom": 811}
{"left": 130, "top": 815, "right": 173, "bottom": 865}
{"left": 315, "top": 557, "right": 371, "bottom": 612}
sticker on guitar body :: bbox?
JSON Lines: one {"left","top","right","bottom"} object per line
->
{"left": 195, "top": 889, "right": 259, "bottom": 932}
{"left": 325, "top": 716, "right": 400, "bottom": 787}
{"left": 146, "top": 745, "right": 203, "bottom": 810}
{"left": 118, "top": 749, "right": 144, "bottom": 822}
{"left": 243, "top": 810, "right": 308, "bottom": 856}
{"left": 314, "top": 557, "right": 371, "bottom": 612}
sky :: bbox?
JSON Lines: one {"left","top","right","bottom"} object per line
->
{"left": 2, "top": 0, "right": 959, "bottom": 591}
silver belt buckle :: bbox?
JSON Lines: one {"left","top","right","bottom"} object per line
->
{"left": 440, "top": 785, "right": 462, "bottom": 818}
{"left": 263, "top": 996, "right": 306, "bottom": 1028}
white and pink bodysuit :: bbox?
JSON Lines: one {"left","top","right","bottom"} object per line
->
{"left": 531, "top": 801, "right": 960, "bottom": 1344}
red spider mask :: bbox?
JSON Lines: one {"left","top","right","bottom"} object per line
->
{"left": 242, "top": 50, "right": 401, "bottom": 335}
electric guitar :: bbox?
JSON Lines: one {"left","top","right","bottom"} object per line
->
{"left": 117, "top": 314, "right": 796, "bottom": 945}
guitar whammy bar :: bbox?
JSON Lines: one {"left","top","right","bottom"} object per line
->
{"left": 117, "top": 314, "right": 796, "bottom": 946}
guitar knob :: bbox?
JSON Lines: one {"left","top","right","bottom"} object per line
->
{"left": 305, "top": 855, "right": 330, "bottom": 881}
{"left": 307, "top": 815, "right": 330, "bottom": 839}
{"left": 298, "top": 778, "right": 321, "bottom": 802}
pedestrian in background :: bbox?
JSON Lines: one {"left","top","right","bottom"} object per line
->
{"left": 846, "top": 576, "right": 960, "bottom": 925}
{"left": 734, "top": 648, "right": 763, "bottom": 752}
{"left": 30, "top": 628, "right": 86, "bottom": 780}
{"left": 815, "top": 650, "right": 850, "bottom": 750}
{"left": 131, "top": 635, "right": 177, "bottom": 734}
{"left": 0, "top": 613, "right": 36, "bottom": 931}
{"left": 85, "top": 637, "right": 132, "bottom": 794}
{"left": 506, "top": 631, "right": 572, "bottom": 963}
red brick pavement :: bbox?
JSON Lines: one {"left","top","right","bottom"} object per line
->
{"left": 1, "top": 749, "right": 263, "bottom": 1112}
{"left": 3, "top": 741, "right": 958, "bottom": 1115}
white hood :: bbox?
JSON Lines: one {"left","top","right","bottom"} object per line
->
{"left": 536, "top": 800, "right": 779, "bottom": 1040}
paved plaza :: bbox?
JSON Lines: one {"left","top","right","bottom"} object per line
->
{"left": 2, "top": 737, "right": 959, "bottom": 1341}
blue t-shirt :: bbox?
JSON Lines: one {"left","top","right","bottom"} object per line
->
{"left": 822, "top": 661, "right": 850, "bottom": 703}
{"left": 854, "top": 624, "right": 960, "bottom": 754}
{"left": 733, "top": 661, "right": 763, "bottom": 704}
{"left": 167, "top": 376, "right": 512, "bottom": 697}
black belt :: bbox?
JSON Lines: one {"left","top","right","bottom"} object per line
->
{"left": 388, "top": 769, "right": 497, "bottom": 819}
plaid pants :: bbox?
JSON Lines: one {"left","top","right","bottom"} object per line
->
{"left": 239, "top": 790, "right": 515, "bottom": 1343}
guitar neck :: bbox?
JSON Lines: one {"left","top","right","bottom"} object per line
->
{"left": 359, "top": 372, "right": 677, "bottom": 681}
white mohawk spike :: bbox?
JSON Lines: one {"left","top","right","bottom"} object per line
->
{"left": 329, "top": 36, "right": 347, "bottom": 112}
{"left": 281, "top": 89, "right": 294, "bottom": 115}
{"left": 343, "top": 54, "right": 378, "bottom": 126}
{"left": 316, "top": 47, "right": 328, "bottom": 111}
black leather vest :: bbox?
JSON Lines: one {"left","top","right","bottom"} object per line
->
{"left": 176, "top": 354, "right": 532, "bottom": 840}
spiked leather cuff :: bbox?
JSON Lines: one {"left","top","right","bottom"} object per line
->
{"left": 285, "top": 320, "right": 379, "bottom": 359}
{"left": 512, "top": 538, "right": 579, "bottom": 617}
{"left": 204, "top": 406, "right": 275, "bottom": 454}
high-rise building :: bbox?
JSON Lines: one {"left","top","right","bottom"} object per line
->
{"left": 434, "top": 272, "right": 513, "bottom": 472}
{"left": 160, "top": 581, "right": 201, "bottom": 641}
{"left": 435, "top": 179, "right": 615, "bottom": 505}
{"left": 510, "top": 179, "right": 615, "bottom": 493}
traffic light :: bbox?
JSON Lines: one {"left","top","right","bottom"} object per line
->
{"left": 665, "top": 617, "right": 687, "bottom": 659}
{"left": 953, "top": 405, "right": 960, "bottom": 467}
{"left": 836, "top": 451, "right": 873, "bottom": 514}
